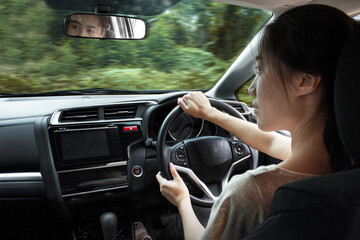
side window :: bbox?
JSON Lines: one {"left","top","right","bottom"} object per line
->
{"left": 235, "top": 75, "right": 254, "bottom": 106}
{"left": 353, "top": 13, "right": 360, "bottom": 21}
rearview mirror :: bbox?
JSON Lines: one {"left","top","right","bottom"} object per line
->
{"left": 65, "top": 14, "right": 148, "bottom": 40}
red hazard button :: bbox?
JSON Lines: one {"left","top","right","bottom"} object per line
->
{"left": 124, "top": 126, "right": 138, "bottom": 132}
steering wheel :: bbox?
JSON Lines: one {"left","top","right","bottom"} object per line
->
{"left": 157, "top": 98, "right": 253, "bottom": 207}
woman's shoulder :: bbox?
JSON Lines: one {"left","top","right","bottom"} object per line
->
{"left": 247, "top": 164, "right": 280, "bottom": 176}
{"left": 223, "top": 166, "right": 277, "bottom": 197}
{"left": 229, "top": 164, "right": 279, "bottom": 185}
{"left": 228, "top": 165, "right": 312, "bottom": 200}
{"left": 242, "top": 164, "right": 314, "bottom": 180}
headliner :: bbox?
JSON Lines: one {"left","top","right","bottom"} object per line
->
{"left": 212, "top": 0, "right": 360, "bottom": 16}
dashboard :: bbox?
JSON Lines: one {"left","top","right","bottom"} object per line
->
{"left": 0, "top": 91, "right": 252, "bottom": 236}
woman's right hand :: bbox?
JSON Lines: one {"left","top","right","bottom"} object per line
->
{"left": 156, "top": 163, "right": 190, "bottom": 208}
{"left": 178, "top": 91, "right": 215, "bottom": 120}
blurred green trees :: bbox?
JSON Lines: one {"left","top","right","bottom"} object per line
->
{"left": 0, "top": 0, "right": 270, "bottom": 104}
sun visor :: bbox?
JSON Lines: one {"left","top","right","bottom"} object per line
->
{"left": 45, "top": 0, "right": 184, "bottom": 16}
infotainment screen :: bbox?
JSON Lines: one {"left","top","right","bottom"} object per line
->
{"left": 60, "top": 130, "right": 110, "bottom": 161}
{"left": 53, "top": 126, "right": 123, "bottom": 168}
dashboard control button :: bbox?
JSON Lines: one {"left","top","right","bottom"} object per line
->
{"left": 132, "top": 165, "right": 143, "bottom": 177}
{"left": 124, "top": 126, "right": 138, "bottom": 132}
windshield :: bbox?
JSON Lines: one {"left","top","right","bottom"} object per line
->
{"left": 0, "top": 0, "right": 270, "bottom": 95}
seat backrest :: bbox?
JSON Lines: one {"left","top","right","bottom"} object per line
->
{"left": 243, "top": 169, "right": 360, "bottom": 240}
{"left": 243, "top": 21, "right": 360, "bottom": 240}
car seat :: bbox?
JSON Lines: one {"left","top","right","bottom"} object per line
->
{"left": 242, "top": 23, "right": 360, "bottom": 240}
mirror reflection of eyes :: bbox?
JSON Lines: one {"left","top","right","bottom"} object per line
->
{"left": 86, "top": 28, "right": 97, "bottom": 35}
{"left": 68, "top": 19, "right": 102, "bottom": 37}
{"left": 69, "top": 22, "right": 80, "bottom": 30}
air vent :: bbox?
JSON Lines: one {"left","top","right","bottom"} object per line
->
{"left": 232, "top": 104, "right": 246, "bottom": 113}
{"left": 60, "top": 108, "right": 99, "bottom": 122}
{"left": 104, "top": 106, "right": 137, "bottom": 120}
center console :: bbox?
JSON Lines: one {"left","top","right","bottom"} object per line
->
{"left": 49, "top": 121, "right": 143, "bottom": 200}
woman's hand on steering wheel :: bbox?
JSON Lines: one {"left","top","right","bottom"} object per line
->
{"left": 157, "top": 93, "right": 249, "bottom": 206}
{"left": 156, "top": 163, "right": 190, "bottom": 208}
{"left": 178, "top": 92, "right": 215, "bottom": 120}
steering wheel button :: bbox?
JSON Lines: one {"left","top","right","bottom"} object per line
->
{"left": 176, "top": 150, "right": 186, "bottom": 162}
{"left": 234, "top": 143, "right": 244, "bottom": 155}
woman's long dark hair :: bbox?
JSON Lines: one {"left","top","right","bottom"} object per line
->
{"left": 258, "top": 4, "right": 357, "bottom": 171}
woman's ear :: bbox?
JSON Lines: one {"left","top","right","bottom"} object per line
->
{"left": 293, "top": 72, "right": 322, "bottom": 96}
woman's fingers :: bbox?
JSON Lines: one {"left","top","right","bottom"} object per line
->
{"left": 156, "top": 171, "right": 165, "bottom": 184}
{"left": 178, "top": 97, "right": 189, "bottom": 111}
{"left": 169, "top": 163, "right": 181, "bottom": 181}
{"left": 155, "top": 163, "right": 180, "bottom": 183}
{"left": 156, "top": 163, "right": 190, "bottom": 207}
{"left": 178, "top": 92, "right": 209, "bottom": 119}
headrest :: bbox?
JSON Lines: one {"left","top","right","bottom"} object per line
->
{"left": 335, "top": 23, "right": 360, "bottom": 162}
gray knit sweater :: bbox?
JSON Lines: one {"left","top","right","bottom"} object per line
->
{"left": 202, "top": 165, "right": 316, "bottom": 239}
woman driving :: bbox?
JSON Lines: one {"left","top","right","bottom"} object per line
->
{"left": 155, "top": 4, "right": 356, "bottom": 240}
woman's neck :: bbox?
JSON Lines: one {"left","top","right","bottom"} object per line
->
{"left": 279, "top": 116, "right": 332, "bottom": 175}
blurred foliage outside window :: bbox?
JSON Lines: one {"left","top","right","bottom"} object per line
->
{"left": 0, "top": 0, "right": 270, "bottom": 95}
{"left": 236, "top": 76, "right": 254, "bottom": 106}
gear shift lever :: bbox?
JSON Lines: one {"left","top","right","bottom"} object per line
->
{"left": 100, "top": 212, "right": 118, "bottom": 240}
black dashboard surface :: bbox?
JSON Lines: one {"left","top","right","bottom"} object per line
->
{"left": 0, "top": 91, "right": 251, "bottom": 206}
{"left": 0, "top": 91, "right": 255, "bottom": 240}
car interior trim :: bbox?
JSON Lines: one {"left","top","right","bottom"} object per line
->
{"left": 54, "top": 126, "right": 118, "bottom": 133}
{"left": 49, "top": 100, "right": 157, "bottom": 125}
{"left": 51, "top": 116, "right": 143, "bottom": 126}
{"left": 57, "top": 161, "right": 127, "bottom": 174}
{"left": 0, "top": 172, "right": 43, "bottom": 181}
{"left": 222, "top": 154, "right": 252, "bottom": 190}
{"left": 62, "top": 185, "right": 128, "bottom": 198}
{"left": 174, "top": 165, "right": 219, "bottom": 202}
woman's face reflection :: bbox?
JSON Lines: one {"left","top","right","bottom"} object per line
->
{"left": 67, "top": 14, "right": 105, "bottom": 38}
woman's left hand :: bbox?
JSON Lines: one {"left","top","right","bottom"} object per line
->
{"left": 156, "top": 163, "right": 190, "bottom": 208}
